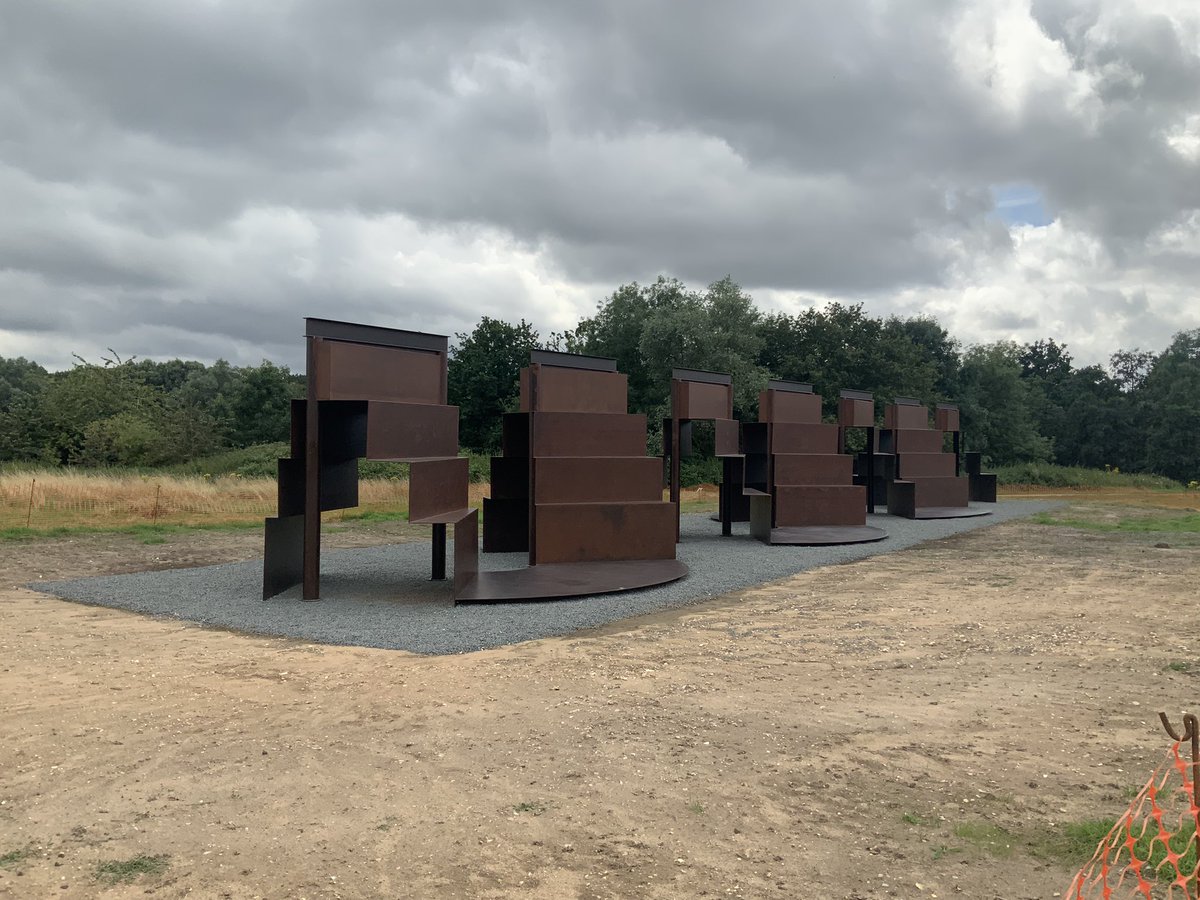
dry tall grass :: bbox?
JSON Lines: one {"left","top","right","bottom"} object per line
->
{"left": 0, "top": 470, "right": 467, "bottom": 530}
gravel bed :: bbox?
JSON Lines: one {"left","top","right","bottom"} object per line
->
{"left": 40, "top": 501, "right": 1055, "bottom": 655}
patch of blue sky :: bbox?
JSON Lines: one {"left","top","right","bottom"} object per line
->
{"left": 990, "top": 183, "right": 1053, "bottom": 227}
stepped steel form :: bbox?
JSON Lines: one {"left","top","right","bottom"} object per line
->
{"left": 880, "top": 399, "right": 990, "bottom": 519}
{"left": 664, "top": 369, "right": 745, "bottom": 538}
{"left": 262, "top": 318, "right": 478, "bottom": 602}
{"left": 475, "top": 350, "right": 686, "bottom": 601}
{"left": 743, "top": 380, "right": 887, "bottom": 545}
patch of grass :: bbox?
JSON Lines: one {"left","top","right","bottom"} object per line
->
{"left": 687, "top": 801, "right": 706, "bottom": 814}
{"left": 1030, "top": 510, "right": 1200, "bottom": 533}
{"left": 902, "top": 812, "right": 934, "bottom": 826}
{"left": 0, "top": 520, "right": 263, "bottom": 542}
{"left": 0, "top": 847, "right": 33, "bottom": 867}
{"left": 376, "top": 816, "right": 399, "bottom": 832}
{"left": 95, "top": 853, "right": 170, "bottom": 884}
{"left": 1032, "top": 818, "right": 1198, "bottom": 882}
{"left": 513, "top": 801, "right": 547, "bottom": 816}
{"left": 995, "top": 463, "right": 1180, "bottom": 490}
{"left": 931, "top": 845, "right": 962, "bottom": 861}
{"left": 953, "top": 822, "right": 1015, "bottom": 858}
{"left": 1166, "top": 661, "right": 1191, "bottom": 672}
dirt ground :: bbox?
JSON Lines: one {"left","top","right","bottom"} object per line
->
{"left": 2, "top": 504, "right": 1199, "bottom": 899}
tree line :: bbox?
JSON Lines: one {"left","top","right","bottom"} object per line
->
{"left": 2, "top": 276, "right": 1197, "bottom": 482}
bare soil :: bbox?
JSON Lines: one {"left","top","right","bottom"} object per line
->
{"left": 2, "top": 507, "right": 1198, "bottom": 899}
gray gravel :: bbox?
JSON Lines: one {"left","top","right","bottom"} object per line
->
{"left": 39, "top": 501, "right": 1055, "bottom": 655}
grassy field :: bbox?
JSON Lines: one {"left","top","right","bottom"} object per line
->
{"left": 2, "top": 463, "right": 1195, "bottom": 537}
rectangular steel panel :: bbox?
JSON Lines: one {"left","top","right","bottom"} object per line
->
{"left": 530, "top": 349, "right": 617, "bottom": 371}
{"left": 935, "top": 406, "right": 961, "bottom": 432}
{"left": 501, "top": 413, "right": 530, "bottom": 457}
{"left": 771, "top": 453, "right": 853, "bottom": 485}
{"left": 263, "top": 514, "right": 304, "bottom": 600}
{"left": 489, "top": 456, "right": 528, "bottom": 500}
{"left": 482, "top": 498, "right": 529, "bottom": 552}
{"left": 453, "top": 511, "right": 479, "bottom": 595}
{"left": 897, "top": 452, "right": 956, "bottom": 478}
{"left": 533, "top": 457, "right": 662, "bottom": 503}
{"left": 760, "top": 389, "right": 822, "bottom": 424}
{"left": 885, "top": 402, "right": 929, "bottom": 430}
{"left": 365, "top": 402, "right": 459, "bottom": 460}
{"left": 315, "top": 341, "right": 445, "bottom": 404}
{"left": 891, "top": 429, "right": 945, "bottom": 453}
{"left": 531, "top": 412, "right": 647, "bottom": 457}
{"left": 714, "top": 418, "right": 741, "bottom": 456}
{"left": 672, "top": 368, "right": 732, "bottom": 385}
{"left": 770, "top": 422, "right": 839, "bottom": 454}
{"left": 909, "top": 475, "right": 970, "bottom": 507}
{"left": 532, "top": 501, "right": 677, "bottom": 564}
{"left": 838, "top": 396, "right": 874, "bottom": 428}
{"left": 674, "top": 380, "right": 732, "bottom": 419}
{"left": 318, "top": 400, "right": 368, "bottom": 460}
{"left": 306, "top": 318, "right": 447, "bottom": 353}
{"left": 527, "top": 366, "right": 629, "bottom": 413}
{"left": 774, "top": 485, "right": 867, "bottom": 527}
{"left": 409, "top": 457, "right": 469, "bottom": 520}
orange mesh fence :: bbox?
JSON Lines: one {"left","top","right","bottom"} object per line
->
{"left": 1069, "top": 742, "right": 1200, "bottom": 898}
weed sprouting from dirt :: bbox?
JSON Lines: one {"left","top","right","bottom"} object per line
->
{"left": 95, "top": 854, "right": 170, "bottom": 883}
{"left": 513, "top": 801, "right": 547, "bottom": 816}
{"left": 953, "top": 822, "right": 1015, "bottom": 858}
{"left": 0, "top": 847, "right": 33, "bottom": 867}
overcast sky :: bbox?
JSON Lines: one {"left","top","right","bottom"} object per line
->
{"left": 2, "top": 0, "right": 1198, "bottom": 372}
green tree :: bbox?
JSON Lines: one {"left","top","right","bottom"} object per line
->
{"left": 228, "top": 361, "right": 301, "bottom": 448}
{"left": 1141, "top": 330, "right": 1200, "bottom": 483}
{"left": 448, "top": 318, "right": 543, "bottom": 452}
{"left": 958, "top": 342, "right": 1051, "bottom": 465}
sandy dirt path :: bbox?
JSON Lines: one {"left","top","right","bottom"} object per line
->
{"left": 2, "top": 515, "right": 1197, "bottom": 899}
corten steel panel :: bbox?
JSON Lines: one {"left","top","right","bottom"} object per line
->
{"left": 314, "top": 341, "right": 445, "bottom": 404}
{"left": 278, "top": 458, "right": 306, "bottom": 517}
{"left": 909, "top": 475, "right": 969, "bottom": 508}
{"left": 501, "top": 413, "right": 530, "bottom": 457}
{"left": 318, "top": 401, "right": 368, "bottom": 460}
{"left": 365, "top": 402, "right": 459, "bottom": 460}
{"left": 525, "top": 366, "right": 629, "bottom": 414}
{"left": 889, "top": 429, "right": 945, "bottom": 453}
{"left": 771, "top": 453, "right": 853, "bottom": 485}
{"left": 838, "top": 396, "right": 875, "bottom": 428}
{"left": 482, "top": 497, "right": 529, "bottom": 552}
{"left": 885, "top": 402, "right": 930, "bottom": 430}
{"left": 935, "top": 405, "right": 961, "bottom": 432}
{"left": 769, "top": 422, "right": 839, "bottom": 454}
{"left": 489, "top": 456, "right": 528, "bottom": 500}
{"left": 760, "top": 390, "right": 822, "bottom": 424}
{"left": 263, "top": 514, "right": 304, "bottom": 600}
{"left": 767, "top": 524, "right": 887, "bottom": 545}
{"left": 674, "top": 380, "right": 732, "bottom": 420}
{"left": 886, "top": 480, "right": 918, "bottom": 518}
{"left": 854, "top": 452, "right": 895, "bottom": 506}
{"left": 749, "top": 494, "right": 774, "bottom": 541}
{"left": 970, "top": 472, "right": 998, "bottom": 503}
{"left": 409, "top": 457, "right": 469, "bottom": 521}
{"left": 518, "top": 368, "right": 531, "bottom": 412}
{"left": 530, "top": 412, "right": 648, "bottom": 457}
{"left": 533, "top": 457, "right": 662, "bottom": 503}
{"left": 532, "top": 502, "right": 677, "bottom": 564}
{"left": 530, "top": 349, "right": 617, "bottom": 372}
{"left": 306, "top": 318, "right": 447, "bottom": 353}
{"left": 289, "top": 398, "right": 306, "bottom": 458}
{"left": 715, "top": 418, "right": 741, "bottom": 456}
{"left": 454, "top": 558, "right": 687, "bottom": 603}
{"left": 897, "top": 452, "right": 956, "bottom": 478}
{"left": 774, "top": 485, "right": 867, "bottom": 527}
{"left": 452, "top": 511, "right": 479, "bottom": 595}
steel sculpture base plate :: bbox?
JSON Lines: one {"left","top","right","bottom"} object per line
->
{"left": 764, "top": 525, "right": 888, "bottom": 546}
{"left": 910, "top": 506, "right": 993, "bottom": 520}
{"left": 454, "top": 558, "right": 688, "bottom": 604}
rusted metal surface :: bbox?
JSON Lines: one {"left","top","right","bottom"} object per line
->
{"left": 530, "top": 411, "right": 648, "bottom": 457}
{"left": 673, "top": 379, "right": 733, "bottom": 420}
{"left": 769, "top": 422, "right": 839, "bottom": 454}
{"left": 453, "top": 511, "right": 479, "bottom": 594}
{"left": 533, "top": 457, "right": 662, "bottom": 503}
{"left": 884, "top": 428, "right": 944, "bottom": 453}
{"left": 896, "top": 452, "right": 956, "bottom": 478}
{"left": 455, "top": 558, "right": 687, "bottom": 603}
{"left": 772, "top": 454, "right": 852, "bottom": 485}
{"left": 481, "top": 498, "right": 528, "bottom": 552}
{"left": 965, "top": 452, "right": 998, "bottom": 502}
{"left": 759, "top": 388, "right": 821, "bottom": 424}
{"left": 765, "top": 524, "right": 887, "bottom": 545}
{"left": 935, "top": 403, "right": 960, "bottom": 433}
{"left": 667, "top": 370, "right": 739, "bottom": 540}
{"left": 884, "top": 397, "right": 929, "bottom": 430}
{"left": 409, "top": 457, "right": 469, "bottom": 521}
{"left": 838, "top": 390, "right": 875, "bottom": 428}
{"left": 521, "top": 365, "right": 629, "bottom": 414}
{"left": 314, "top": 341, "right": 445, "bottom": 404}
{"left": 365, "top": 402, "right": 459, "bottom": 460}
{"left": 262, "top": 514, "right": 304, "bottom": 600}
{"left": 533, "top": 501, "right": 678, "bottom": 564}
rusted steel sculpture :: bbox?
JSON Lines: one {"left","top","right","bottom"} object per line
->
{"left": 879, "top": 399, "right": 990, "bottom": 519}
{"left": 473, "top": 350, "right": 686, "bottom": 601}
{"left": 262, "top": 318, "right": 478, "bottom": 601}
{"left": 965, "top": 452, "right": 998, "bottom": 502}
{"left": 665, "top": 369, "right": 744, "bottom": 538}
{"left": 743, "top": 380, "right": 887, "bottom": 545}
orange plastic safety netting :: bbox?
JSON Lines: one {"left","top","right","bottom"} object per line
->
{"left": 1068, "top": 741, "right": 1200, "bottom": 899}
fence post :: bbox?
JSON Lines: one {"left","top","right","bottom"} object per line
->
{"left": 152, "top": 483, "right": 161, "bottom": 524}
{"left": 25, "top": 478, "right": 35, "bottom": 528}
